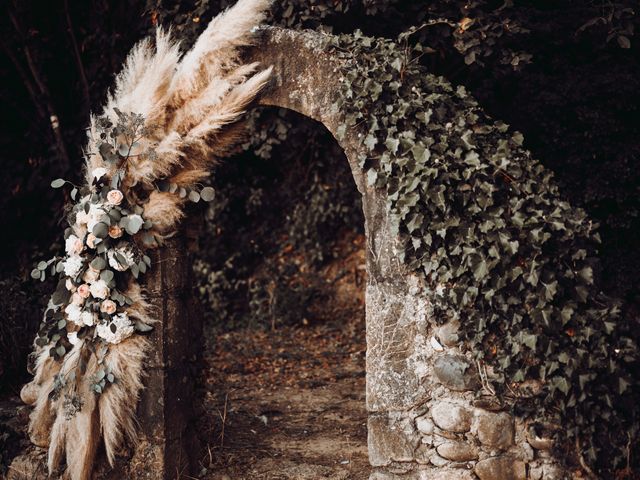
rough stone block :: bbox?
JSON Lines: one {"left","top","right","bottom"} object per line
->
{"left": 474, "top": 456, "right": 526, "bottom": 480}
{"left": 368, "top": 412, "right": 421, "bottom": 466}
{"left": 433, "top": 355, "right": 480, "bottom": 391}
{"left": 473, "top": 411, "right": 514, "bottom": 450}
{"left": 366, "top": 279, "right": 431, "bottom": 411}
{"left": 436, "top": 441, "right": 479, "bottom": 462}
{"left": 430, "top": 401, "right": 472, "bottom": 432}
{"left": 370, "top": 468, "right": 477, "bottom": 480}
{"left": 415, "top": 415, "right": 434, "bottom": 434}
{"left": 435, "top": 319, "right": 460, "bottom": 347}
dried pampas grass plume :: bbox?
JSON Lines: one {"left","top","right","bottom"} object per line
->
{"left": 22, "top": 0, "right": 273, "bottom": 479}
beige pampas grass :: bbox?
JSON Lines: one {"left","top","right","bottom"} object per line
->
{"left": 99, "top": 335, "right": 149, "bottom": 466}
{"left": 23, "top": 0, "right": 272, "bottom": 478}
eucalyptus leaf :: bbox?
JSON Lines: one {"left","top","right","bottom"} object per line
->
{"left": 135, "top": 320, "right": 153, "bottom": 333}
{"left": 200, "top": 187, "right": 215, "bottom": 202}
{"left": 93, "top": 222, "right": 109, "bottom": 239}
{"left": 100, "top": 270, "right": 114, "bottom": 283}
{"left": 90, "top": 257, "right": 107, "bottom": 271}
{"left": 125, "top": 215, "right": 143, "bottom": 235}
{"left": 188, "top": 190, "right": 201, "bottom": 203}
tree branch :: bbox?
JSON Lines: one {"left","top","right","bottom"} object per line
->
{"left": 7, "top": 2, "right": 71, "bottom": 170}
{"left": 63, "top": 0, "right": 91, "bottom": 115}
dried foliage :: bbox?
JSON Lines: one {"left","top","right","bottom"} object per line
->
{"left": 20, "top": 1, "right": 273, "bottom": 478}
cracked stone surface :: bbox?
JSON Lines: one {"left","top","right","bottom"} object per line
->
{"left": 473, "top": 411, "right": 515, "bottom": 450}
{"left": 431, "top": 402, "right": 473, "bottom": 433}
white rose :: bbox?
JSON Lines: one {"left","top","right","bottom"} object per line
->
{"left": 82, "top": 267, "right": 100, "bottom": 283}
{"left": 96, "top": 313, "right": 134, "bottom": 344}
{"left": 65, "top": 234, "right": 84, "bottom": 256}
{"left": 87, "top": 203, "right": 106, "bottom": 232}
{"left": 106, "top": 190, "right": 124, "bottom": 205}
{"left": 63, "top": 255, "right": 84, "bottom": 278}
{"left": 64, "top": 303, "right": 83, "bottom": 326}
{"left": 92, "top": 167, "right": 108, "bottom": 181}
{"left": 107, "top": 244, "right": 135, "bottom": 272}
{"left": 67, "top": 331, "right": 79, "bottom": 346}
{"left": 81, "top": 311, "right": 95, "bottom": 327}
{"left": 89, "top": 279, "right": 109, "bottom": 299}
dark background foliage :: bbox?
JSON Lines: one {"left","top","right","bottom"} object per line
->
{"left": 0, "top": 1, "right": 637, "bottom": 455}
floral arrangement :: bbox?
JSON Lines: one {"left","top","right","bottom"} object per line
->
{"left": 20, "top": 1, "right": 273, "bottom": 479}
{"left": 33, "top": 110, "right": 217, "bottom": 399}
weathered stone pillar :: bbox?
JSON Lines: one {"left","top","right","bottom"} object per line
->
{"left": 118, "top": 227, "right": 201, "bottom": 479}
{"left": 7, "top": 228, "right": 201, "bottom": 480}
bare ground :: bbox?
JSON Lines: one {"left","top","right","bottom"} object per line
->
{"left": 196, "top": 234, "right": 370, "bottom": 479}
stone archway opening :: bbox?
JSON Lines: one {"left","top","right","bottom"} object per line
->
{"left": 193, "top": 106, "right": 371, "bottom": 478}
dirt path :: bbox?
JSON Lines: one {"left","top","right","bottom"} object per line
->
{"left": 197, "top": 238, "right": 370, "bottom": 479}
{"left": 198, "top": 320, "right": 370, "bottom": 480}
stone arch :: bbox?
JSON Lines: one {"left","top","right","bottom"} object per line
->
{"left": 7, "top": 26, "right": 569, "bottom": 480}
{"left": 127, "top": 27, "right": 568, "bottom": 480}
{"left": 124, "top": 26, "right": 438, "bottom": 480}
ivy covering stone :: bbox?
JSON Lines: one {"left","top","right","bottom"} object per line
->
{"left": 329, "top": 30, "right": 638, "bottom": 468}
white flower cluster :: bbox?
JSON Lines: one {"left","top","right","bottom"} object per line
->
{"left": 64, "top": 303, "right": 96, "bottom": 327}
{"left": 63, "top": 255, "right": 84, "bottom": 278}
{"left": 76, "top": 201, "right": 107, "bottom": 232}
{"left": 96, "top": 313, "right": 134, "bottom": 344}
{"left": 54, "top": 167, "right": 141, "bottom": 348}
{"left": 107, "top": 243, "right": 136, "bottom": 272}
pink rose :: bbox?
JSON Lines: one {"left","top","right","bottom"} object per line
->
{"left": 71, "top": 292, "right": 84, "bottom": 306}
{"left": 108, "top": 225, "right": 123, "bottom": 239}
{"left": 100, "top": 299, "right": 117, "bottom": 315}
{"left": 86, "top": 233, "right": 97, "bottom": 249}
{"left": 73, "top": 238, "right": 83, "bottom": 254}
{"left": 77, "top": 284, "right": 90, "bottom": 298}
{"left": 106, "top": 190, "right": 124, "bottom": 206}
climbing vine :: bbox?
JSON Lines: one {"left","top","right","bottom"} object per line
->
{"left": 329, "top": 30, "right": 638, "bottom": 471}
